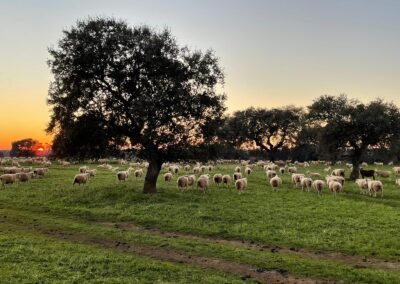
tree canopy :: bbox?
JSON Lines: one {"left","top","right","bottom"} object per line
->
{"left": 47, "top": 17, "right": 225, "bottom": 193}
{"left": 225, "top": 106, "right": 303, "bottom": 160}
{"left": 308, "top": 95, "right": 400, "bottom": 179}
{"left": 10, "top": 138, "right": 39, "bottom": 157}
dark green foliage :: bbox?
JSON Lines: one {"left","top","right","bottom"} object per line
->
{"left": 47, "top": 17, "right": 225, "bottom": 192}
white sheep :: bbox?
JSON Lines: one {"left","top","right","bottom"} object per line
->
{"left": 331, "top": 169, "right": 345, "bottom": 177}
{"left": 328, "top": 180, "right": 342, "bottom": 195}
{"left": 291, "top": 173, "right": 304, "bottom": 188}
{"left": 197, "top": 176, "right": 209, "bottom": 193}
{"left": 266, "top": 170, "right": 277, "bottom": 179}
{"left": 270, "top": 176, "right": 282, "bottom": 191}
{"left": 213, "top": 174, "right": 223, "bottom": 186}
{"left": 312, "top": 180, "right": 325, "bottom": 195}
{"left": 86, "top": 169, "right": 97, "bottom": 177}
{"left": 187, "top": 175, "right": 196, "bottom": 188}
{"left": 235, "top": 177, "right": 247, "bottom": 193}
{"left": 79, "top": 166, "right": 88, "bottom": 173}
{"left": 300, "top": 177, "right": 313, "bottom": 192}
{"left": 367, "top": 180, "right": 383, "bottom": 198}
{"left": 222, "top": 175, "right": 231, "bottom": 188}
{"left": 0, "top": 174, "right": 17, "bottom": 186}
{"left": 233, "top": 172, "right": 242, "bottom": 181}
{"left": 164, "top": 172, "right": 173, "bottom": 182}
{"left": 375, "top": 170, "right": 390, "bottom": 178}
{"left": 355, "top": 179, "right": 368, "bottom": 195}
{"left": 73, "top": 173, "right": 90, "bottom": 185}
{"left": 177, "top": 176, "right": 189, "bottom": 191}
{"left": 116, "top": 171, "right": 129, "bottom": 182}
{"left": 134, "top": 169, "right": 144, "bottom": 179}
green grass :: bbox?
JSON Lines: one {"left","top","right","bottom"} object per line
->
{"left": 1, "top": 162, "right": 400, "bottom": 283}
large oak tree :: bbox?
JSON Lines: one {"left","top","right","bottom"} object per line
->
{"left": 47, "top": 18, "right": 225, "bottom": 193}
{"left": 308, "top": 95, "right": 400, "bottom": 179}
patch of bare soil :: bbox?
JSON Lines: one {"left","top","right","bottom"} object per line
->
{"left": 0, "top": 215, "right": 324, "bottom": 284}
{"left": 103, "top": 221, "right": 400, "bottom": 271}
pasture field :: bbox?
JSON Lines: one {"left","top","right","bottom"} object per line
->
{"left": 1, "top": 163, "right": 400, "bottom": 283}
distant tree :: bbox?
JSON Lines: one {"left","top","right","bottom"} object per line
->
{"left": 47, "top": 18, "right": 225, "bottom": 193}
{"left": 225, "top": 107, "right": 303, "bottom": 161}
{"left": 308, "top": 95, "right": 400, "bottom": 179}
{"left": 10, "top": 138, "right": 38, "bottom": 157}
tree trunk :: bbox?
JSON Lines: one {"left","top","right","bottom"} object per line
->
{"left": 143, "top": 157, "right": 162, "bottom": 194}
{"left": 350, "top": 160, "right": 360, "bottom": 180}
{"left": 350, "top": 145, "right": 365, "bottom": 181}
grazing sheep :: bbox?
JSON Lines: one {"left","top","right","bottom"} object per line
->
{"left": 187, "top": 175, "right": 196, "bottom": 188}
{"left": 288, "top": 166, "right": 297, "bottom": 174}
{"left": 34, "top": 168, "right": 48, "bottom": 177}
{"left": 193, "top": 167, "right": 201, "bottom": 174}
{"left": 0, "top": 174, "right": 17, "bottom": 186}
{"left": 177, "top": 176, "right": 189, "bottom": 191}
{"left": 4, "top": 167, "right": 21, "bottom": 174}
{"left": 134, "top": 169, "right": 144, "bottom": 179}
{"left": 375, "top": 170, "right": 390, "bottom": 178}
{"left": 360, "top": 168, "right": 375, "bottom": 180}
{"left": 235, "top": 178, "right": 247, "bottom": 193}
{"left": 222, "top": 175, "right": 232, "bottom": 187}
{"left": 208, "top": 165, "right": 214, "bottom": 172}
{"left": 164, "top": 172, "right": 173, "bottom": 182}
{"left": 326, "top": 175, "right": 345, "bottom": 186}
{"left": 266, "top": 170, "right": 277, "bottom": 179}
{"left": 73, "top": 173, "right": 90, "bottom": 185}
{"left": 116, "top": 171, "right": 129, "bottom": 182}
{"left": 279, "top": 167, "right": 285, "bottom": 174}
{"left": 17, "top": 172, "right": 33, "bottom": 183}
{"left": 79, "top": 166, "right": 88, "bottom": 173}
{"left": 213, "top": 174, "right": 223, "bottom": 186}
{"left": 308, "top": 172, "right": 321, "bottom": 178}
{"left": 184, "top": 165, "right": 191, "bottom": 172}
{"left": 233, "top": 172, "right": 242, "bottom": 181}
{"left": 291, "top": 173, "right": 304, "bottom": 188}
{"left": 355, "top": 179, "right": 369, "bottom": 195}
{"left": 245, "top": 167, "right": 252, "bottom": 175}
{"left": 200, "top": 166, "right": 207, "bottom": 173}
{"left": 312, "top": 180, "right": 325, "bottom": 195}
{"left": 86, "top": 169, "right": 97, "bottom": 177}
{"left": 234, "top": 166, "right": 241, "bottom": 173}
{"left": 332, "top": 169, "right": 345, "bottom": 177}
{"left": 374, "top": 162, "right": 384, "bottom": 166}
{"left": 328, "top": 181, "right": 342, "bottom": 195}
{"left": 300, "top": 177, "right": 313, "bottom": 192}
{"left": 393, "top": 167, "right": 400, "bottom": 175}
{"left": 270, "top": 176, "right": 282, "bottom": 191}
{"left": 368, "top": 180, "right": 383, "bottom": 197}
{"left": 197, "top": 176, "right": 209, "bottom": 193}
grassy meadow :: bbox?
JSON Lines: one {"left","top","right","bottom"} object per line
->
{"left": 1, "top": 162, "right": 400, "bottom": 283}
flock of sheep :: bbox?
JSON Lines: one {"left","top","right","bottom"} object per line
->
{"left": 0, "top": 157, "right": 50, "bottom": 186}
{"left": 1, "top": 157, "right": 399, "bottom": 199}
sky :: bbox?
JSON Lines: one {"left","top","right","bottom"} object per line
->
{"left": 1, "top": 0, "right": 400, "bottom": 149}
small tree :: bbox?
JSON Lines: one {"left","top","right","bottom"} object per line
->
{"left": 10, "top": 138, "right": 38, "bottom": 157}
{"left": 308, "top": 95, "right": 400, "bottom": 179}
{"left": 226, "top": 107, "right": 303, "bottom": 161}
{"left": 47, "top": 18, "right": 225, "bottom": 193}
